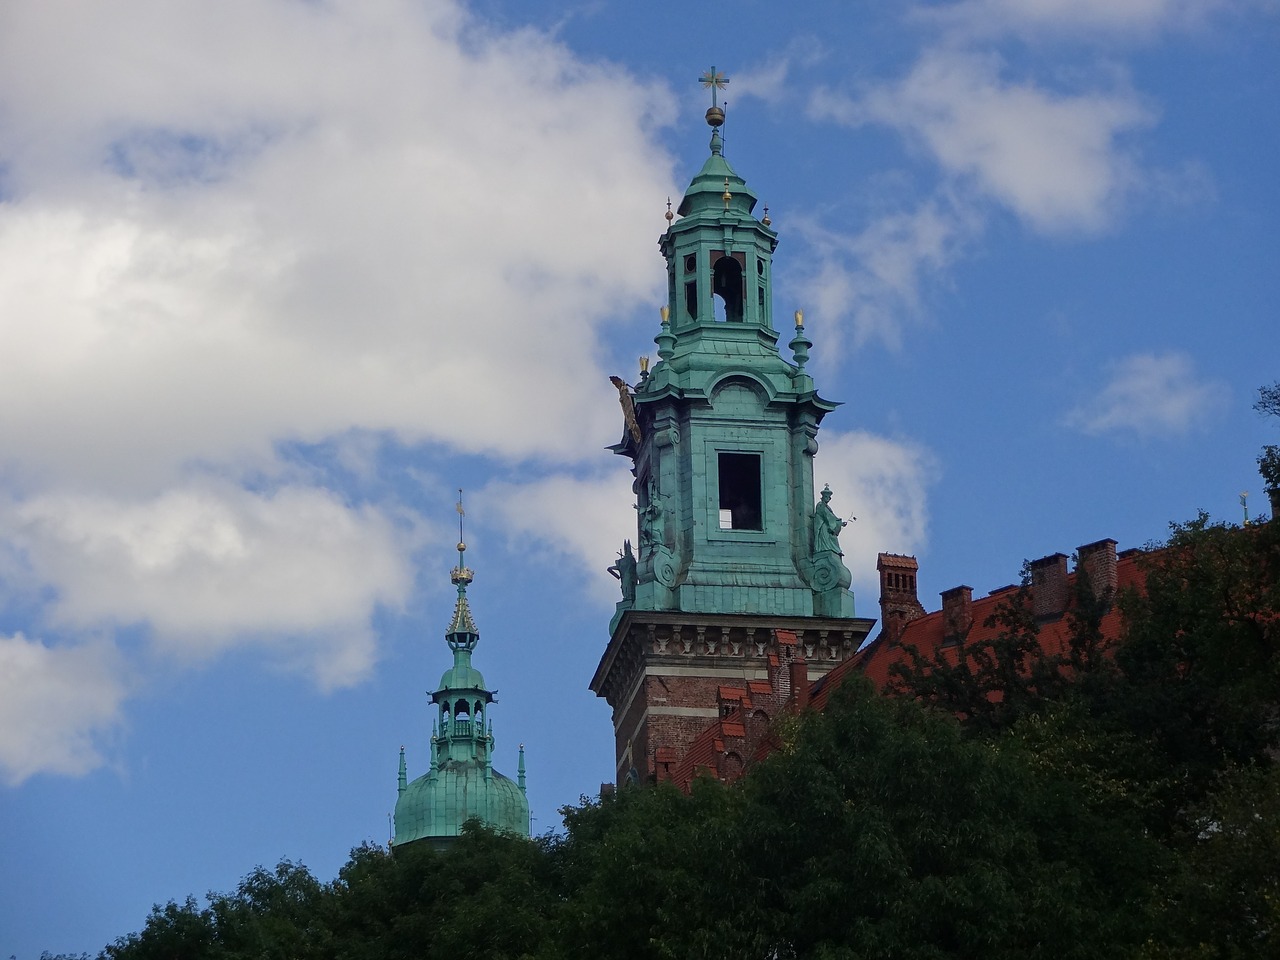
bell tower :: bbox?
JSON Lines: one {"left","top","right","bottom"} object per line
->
{"left": 591, "top": 70, "right": 875, "bottom": 784}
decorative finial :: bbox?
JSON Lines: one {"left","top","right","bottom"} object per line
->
{"left": 451, "top": 489, "right": 473, "bottom": 587}
{"left": 790, "top": 309, "right": 812, "bottom": 371}
{"left": 762, "top": 204, "right": 771, "bottom": 227}
{"left": 639, "top": 355, "right": 650, "bottom": 377}
{"left": 722, "top": 177, "right": 732, "bottom": 210}
{"left": 665, "top": 197, "right": 674, "bottom": 226}
{"left": 656, "top": 304, "right": 676, "bottom": 361}
{"left": 700, "top": 66, "right": 729, "bottom": 127}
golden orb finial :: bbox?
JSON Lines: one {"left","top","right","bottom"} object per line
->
{"left": 700, "top": 67, "right": 729, "bottom": 127}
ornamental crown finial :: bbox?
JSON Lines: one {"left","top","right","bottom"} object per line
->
{"left": 700, "top": 66, "right": 728, "bottom": 128}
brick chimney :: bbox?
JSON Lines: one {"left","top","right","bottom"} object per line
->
{"left": 790, "top": 657, "right": 810, "bottom": 710}
{"left": 1076, "top": 539, "right": 1118, "bottom": 602}
{"left": 1030, "top": 553, "right": 1069, "bottom": 619}
{"left": 877, "top": 553, "right": 927, "bottom": 645}
{"left": 768, "top": 629, "right": 799, "bottom": 700}
{"left": 941, "top": 585, "right": 973, "bottom": 640}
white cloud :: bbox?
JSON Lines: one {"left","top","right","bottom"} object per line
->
{"left": 787, "top": 197, "right": 979, "bottom": 353}
{"left": 1065, "top": 352, "right": 1229, "bottom": 439}
{"left": 920, "top": 0, "right": 1239, "bottom": 38}
{"left": 730, "top": 59, "right": 793, "bottom": 104}
{"left": 482, "top": 470, "right": 636, "bottom": 608}
{"left": 811, "top": 430, "right": 936, "bottom": 599}
{"left": 0, "top": 0, "right": 684, "bottom": 775}
{"left": 5, "top": 483, "right": 416, "bottom": 689}
{"left": 0, "top": 0, "right": 677, "bottom": 492}
{"left": 815, "top": 50, "right": 1154, "bottom": 234}
{"left": 0, "top": 634, "right": 127, "bottom": 785}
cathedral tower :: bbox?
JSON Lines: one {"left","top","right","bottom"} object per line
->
{"left": 591, "top": 72, "right": 875, "bottom": 784}
{"left": 393, "top": 500, "right": 529, "bottom": 849}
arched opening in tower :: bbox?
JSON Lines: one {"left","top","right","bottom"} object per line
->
{"left": 712, "top": 255, "right": 744, "bottom": 322}
{"left": 453, "top": 700, "right": 472, "bottom": 737}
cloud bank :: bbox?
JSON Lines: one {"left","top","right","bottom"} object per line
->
{"left": 0, "top": 0, "right": 680, "bottom": 779}
{"left": 1065, "top": 352, "right": 1229, "bottom": 439}
{"left": 0, "top": 634, "right": 127, "bottom": 785}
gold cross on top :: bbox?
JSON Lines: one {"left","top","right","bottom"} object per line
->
{"left": 699, "top": 66, "right": 729, "bottom": 109}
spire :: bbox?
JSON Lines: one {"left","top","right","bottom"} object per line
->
{"left": 398, "top": 746, "right": 407, "bottom": 795}
{"left": 447, "top": 489, "right": 479, "bottom": 648}
{"left": 433, "top": 490, "right": 493, "bottom": 752}
{"left": 677, "top": 68, "right": 757, "bottom": 220}
{"left": 518, "top": 743, "right": 527, "bottom": 793}
{"left": 392, "top": 496, "right": 530, "bottom": 849}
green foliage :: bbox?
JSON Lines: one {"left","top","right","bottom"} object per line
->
{"left": 555, "top": 780, "right": 773, "bottom": 960}
{"left": 1115, "top": 514, "right": 1280, "bottom": 819}
{"left": 1257, "top": 382, "right": 1280, "bottom": 493}
{"left": 742, "top": 678, "right": 1162, "bottom": 959}
{"left": 1256, "top": 381, "right": 1280, "bottom": 420}
{"left": 1258, "top": 446, "right": 1280, "bottom": 493}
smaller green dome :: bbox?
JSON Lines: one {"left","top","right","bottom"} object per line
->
{"left": 438, "top": 661, "right": 486, "bottom": 691}
{"left": 394, "top": 759, "right": 529, "bottom": 849}
{"left": 677, "top": 128, "right": 758, "bottom": 218}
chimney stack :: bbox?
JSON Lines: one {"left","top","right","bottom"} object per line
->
{"left": 790, "top": 657, "right": 810, "bottom": 710}
{"left": 941, "top": 585, "right": 974, "bottom": 639}
{"left": 1076, "top": 539, "right": 1118, "bottom": 602}
{"left": 877, "top": 553, "right": 927, "bottom": 645}
{"left": 1030, "top": 553, "right": 1069, "bottom": 619}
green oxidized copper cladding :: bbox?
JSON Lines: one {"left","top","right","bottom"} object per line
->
{"left": 393, "top": 529, "right": 529, "bottom": 850}
{"left": 605, "top": 105, "right": 856, "bottom": 622}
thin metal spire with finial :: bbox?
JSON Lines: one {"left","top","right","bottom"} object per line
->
{"left": 700, "top": 66, "right": 729, "bottom": 129}
{"left": 447, "top": 488, "right": 478, "bottom": 639}
{"left": 452, "top": 488, "right": 472, "bottom": 585}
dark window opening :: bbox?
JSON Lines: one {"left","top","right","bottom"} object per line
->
{"left": 757, "top": 258, "right": 765, "bottom": 276}
{"left": 684, "top": 280, "right": 698, "bottom": 319}
{"left": 712, "top": 256, "right": 744, "bottom": 322}
{"left": 757, "top": 285, "right": 765, "bottom": 308}
{"left": 684, "top": 253, "right": 697, "bottom": 273}
{"left": 718, "top": 452, "right": 762, "bottom": 530}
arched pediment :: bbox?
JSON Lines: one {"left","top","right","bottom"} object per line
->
{"left": 708, "top": 372, "right": 774, "bottom": 411}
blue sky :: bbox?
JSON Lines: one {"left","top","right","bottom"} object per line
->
{"left": 1, "top": 1, "right": 1277, "bottom": 954}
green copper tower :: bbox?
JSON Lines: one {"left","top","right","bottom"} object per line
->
{"left": 393, "top": 500, "right": 529, "bottom": 849}
{"left": 592, "top": 72, "right": 874, "bottom": 784}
